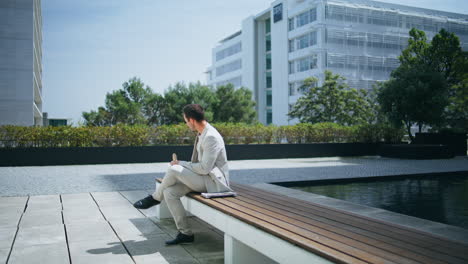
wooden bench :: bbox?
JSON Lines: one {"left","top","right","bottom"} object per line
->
{"left": 155, "top": 179, "right": 468, "bottom": 264}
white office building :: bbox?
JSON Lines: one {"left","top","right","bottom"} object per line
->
{"left": 206, "top": 0, "right": 468, "bottom": 125}
{"left": 0, "top": 0, "right": 43, "bottom": 126}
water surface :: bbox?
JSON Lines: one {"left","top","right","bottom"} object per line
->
{"left": 278, "top": 173, "right": 468, "bottom": 229}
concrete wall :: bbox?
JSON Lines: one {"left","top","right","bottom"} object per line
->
{"left": 0, "top": 0, "right": 42, "bottom": 126}
{"left": 271, "top": 0, "right": 289, "bottom": 125}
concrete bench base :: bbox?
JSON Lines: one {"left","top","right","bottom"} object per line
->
{"left": 155, "top": 181, "right": 331, "bottom": 264}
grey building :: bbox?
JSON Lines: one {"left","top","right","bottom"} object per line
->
{"left": 206, "top": 0, "right": 468, "bottom": 125}
{"left": 0, "top": 0, "right": 43, "bottom": 126}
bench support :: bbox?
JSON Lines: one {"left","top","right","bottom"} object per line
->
{"left": 154, "top": 181, "right": 193, "bottom": 219}
{"left": 180, "top": 195, "right": 332, "bottom": 264}
{"left": 154, "top": 181, "right": 172, "bottom": 219}
{"left": 224, "top": 234, "right": 273, "bottom": 264}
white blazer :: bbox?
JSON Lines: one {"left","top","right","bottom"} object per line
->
{"left": 179, "top": 123, "right": 232, "bottom": 193}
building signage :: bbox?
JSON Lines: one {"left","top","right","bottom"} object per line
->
{"left": 273, "top": 3, "right": 283, "bottom": 23}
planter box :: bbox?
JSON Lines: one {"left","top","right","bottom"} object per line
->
{"left": 413, "top": 132, "right": 467, "bottom": 156}
{"left": 378, "top": 144, "right": 454, "bottom": 159}
{"left": 0, "top": 143, "right": 378, "bottom": 167}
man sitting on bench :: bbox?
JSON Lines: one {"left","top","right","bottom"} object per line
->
{"left": 133, "top": 104, "right": 233, "bottom": 245}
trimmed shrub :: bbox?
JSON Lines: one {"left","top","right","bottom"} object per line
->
{"left": 0, "top": 122, "right": 396, "bottom": 148}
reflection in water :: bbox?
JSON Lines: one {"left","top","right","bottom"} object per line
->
{"left": 282, "top": 173, "right": 468, "bottom": 229}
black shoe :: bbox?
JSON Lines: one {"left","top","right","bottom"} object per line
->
{"left": 165, "top": 232, "right": 195, "bottom": 245}
{"left": 133, "top": 195, "right": 160, "bottom": 209}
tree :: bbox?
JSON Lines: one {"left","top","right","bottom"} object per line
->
{"left": 83, "top": 79, "right": 258, "bottom": 126}
{"left": 377, "top": 28, "right": 467, "bottom": 137}
{"left": 162, "top": 82, "right": 218, "bottom": 124}
{"left": 378, "top": 65, "right": 448, "bottom": 141}
{"left": 82, "top": 106, "right": 112, "bottom": 126}
{"left": 83, "top": 77, "right": 152, "bottom": 126}
{"left": 445, "top": 72, "right": 468, "bottom": 131}
{"left": 212, "top": 84, "right": 257, "bottom": 123}
{"left": 288, "top": 71, "right": 373, "bottom": 125}
{"left": 143, "top": 93, "right": 167, "bottom": 126}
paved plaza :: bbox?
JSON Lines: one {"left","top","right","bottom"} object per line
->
{"left": 0, "top": 190, "right": 224, "bottom": 264}
{"left": 1, "top": 156, "right": 468, "bottom": 263}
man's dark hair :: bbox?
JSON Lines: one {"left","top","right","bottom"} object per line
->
{"left": 183, "top": 104, "right": 205, "bottom": 122}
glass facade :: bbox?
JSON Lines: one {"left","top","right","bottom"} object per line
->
{"left": 216, "top": 76, "right": 242, "bottom": 88}
{"left": 216, "top": 59, "right": 242, "bottom": 77}
{"left": 266, "top": 90, "right": 272, "bottom": 107}
{"left": 266, "top": 34, "right": 271, "bottom": 52}
{"left": 266, "top": 53, "right": 272, "bottom": 70}
{"left": 267, "top": 109, "right": 272, "bottom": 125}
{"left": 296, "top": 8, "right": 317, "bottom": 28}
{"left": 296, "top": 55, "right": 318, "bottom": 72}
{"left": 216, "top": 42, "right": 242, "bottom": 61}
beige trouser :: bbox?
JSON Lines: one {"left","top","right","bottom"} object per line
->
{"left": 152, "top": 164, "right": 207, "bottom": 235}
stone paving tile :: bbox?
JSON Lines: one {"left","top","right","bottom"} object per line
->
{"left": 26, "top": 195, "right": 62, "bottom": 212}
{"left": 122, "top": 234, "right": 197, "bottom": 264}
{"left": 150, "top": 217, "right": 212, "bottom": 238}
{"left": 197, "top": 257, "right": 224, "bottom": 264}
{"left": 61, "top": 193, "right": 98, "bottom": 208}
{"left": 0, "top": 227, "right": 17, "bottom": 249}
{"left": 14, "top": 224, "right": 66, "bottom": 247}
{"left": 99, "top": 205, "right": 145, "bottom": 220}
{"left": 108, "top": 218, "right": 164, "bottom": 241}
{"left": 0, "top": 248, "right": 9, "bottom": 264}
{"left": 91, "top": 192, "right": 130, "bottom": 206}
{"left": 0, "top": 209, "right": 23, "bottom": 228}
{"left": 62, "top": 207, "right": 106, "bottom": 225}
{"left": 8, "top": 242, "right": 69, "bottom": 264}
{"left": 66, "top": 221, "right": 118, "bottom": 243}
{"left": 69, "top": 239, "right": 133, "bottom": 264}
{"left": 20, "top": 209, "right": 63, "bottom": 228}
{"left": 120, "top": 190, "right": 150, "bottom": 204}
{"left": 180, "top": 230, "right": 224, "bottom": 260}
{"left": 119, "top": 190, "right": 159, "bottom": 218}
{"left": 193, "top": 217, "right": 224, "bottom": 237}
{"left": 0, "top": 196, "right": 28, "bottom": 209}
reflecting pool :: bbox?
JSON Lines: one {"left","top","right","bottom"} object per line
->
{"left": 277, "top": 173, "right": 468, "bottom": 229}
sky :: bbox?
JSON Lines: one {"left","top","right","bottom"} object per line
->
{"left": 41, "top": 0, "right": 468, "bottom": 125}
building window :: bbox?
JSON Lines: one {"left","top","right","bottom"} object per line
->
{"left": 266, "top": 34, "right": 271, "bottom": 52}
{"left": 265, "top": 18, "right": 271, "bottom": 34}
{"left": 297, "top": 55, "right": 318, "bottom": 72}
{"left": 216, "top": 76, "right": 242, "bottom": 88}
{"left": 216, "top": 42, "right": 242, "bottom": 61}
{"left": 296, "top": 31, "right": 317, "bottom": 50}
{"left": 289, "top": 39, "right": 295, "bottom": 52}
{"left": 267, "top": 110, "right": 272, "bottom": 124}
{"left": 216, "top": 59, "right": 242, "bottom": 77}
{"left": 266, "top": 53, "right": 272, "bottom": 70}
{"left": 289, "top": 83, "right": 296, "bottom": 96}
{"left": 266, "top": 72, "right": 273, "bottom": 88}
{"left": 266, "top": 90, "right": 272, "bottom": 107}
{"left": 288, "top": 18, "right": 295, "bottom": 31}
{"left": 289, "top": 61, "right": 295, "bottom": 74}
{"left": 296, "top": 8, "right": 317, "bottom": 28}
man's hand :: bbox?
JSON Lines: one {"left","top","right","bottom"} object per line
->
{"left": 170, "top": 160, "right": 179, "bottom": 166}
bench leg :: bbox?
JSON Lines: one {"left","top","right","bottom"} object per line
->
{"left": 224, "top": 234, "right": 275, "bottom": 264}
{"left": 155, "top": 181, "right": 193, "bottom": 219}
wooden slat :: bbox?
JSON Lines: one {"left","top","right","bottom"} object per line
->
{"left": 221, "top": 196, "right": 423, "bottom": 264}
{"left": 197, "top": 195, "right": 394, "bottom": 264}
{"left": 233, "top": 190, "right": 465, "bottom": 264}
{"left": 189, "top": 193, "right": 369, "bottom": 264}
{"left": 156, "top": 179, "right": 468, "bottom": 264}
{"left": 231, "top": 183, "right": 468, "bottom": 259}
{"left": 157, "top": 178, "right": 366, "bottom": 263}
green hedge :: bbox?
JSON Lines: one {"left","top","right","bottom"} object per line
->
{"left": 0, "top": 123, "right": 404, "bottom": 148}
